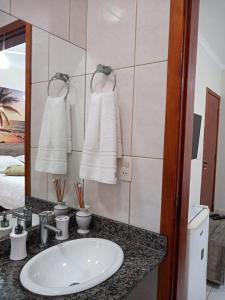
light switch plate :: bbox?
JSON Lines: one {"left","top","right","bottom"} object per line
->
{"left": 119, "top": 156, "right": 132, "bottom": 182}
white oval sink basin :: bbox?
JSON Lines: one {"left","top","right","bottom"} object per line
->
{"left": 20, "top": 238, "right": 124, "bottom": 296}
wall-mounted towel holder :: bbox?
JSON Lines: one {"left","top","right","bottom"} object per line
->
{"left": 48, "top": 72, "right": 70, "bottom": 97}
{"left": 90, "top": 64, "right": 116, "bottom": 92}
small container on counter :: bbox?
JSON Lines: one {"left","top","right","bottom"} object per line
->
{"left": 10, "top": 223, "right": 27, "bottom": 261}
{"left": 55, "top": 215, "right": 70, "bottom": 240}
{"left": 76, "top": 205, "right": 92, "bottom": 234}
{"left": 54, "top": 202, "right": 69, "bottom": 216}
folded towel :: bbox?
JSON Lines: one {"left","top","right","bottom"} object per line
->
{"left": 80, "top": 91, "right": 122, "bottom": 184}
{"left": 35, "top": 95, "right": 71, "bottom": 174}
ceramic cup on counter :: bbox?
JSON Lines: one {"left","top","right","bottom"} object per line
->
{"left": 76, "top": 205, "right": 92, "bottom": 234}
{"left": 54, "top": 202, "right": 69, "bottom": 216}
{"left": 55, "top": 215, "right": 69, "bottom": 240}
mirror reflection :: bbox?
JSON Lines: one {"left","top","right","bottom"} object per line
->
{"left": 0, "top": 8, "right": 87, "bottom": 238}
{"left": 0, "top": 14, "right": 26, "bottom": 212}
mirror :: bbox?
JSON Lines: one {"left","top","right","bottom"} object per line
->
{"left": 0, "top": 12, "right": 28, "bottom": 212}
{"left": 0, "top": 9, "right": 86, "bottom": 226}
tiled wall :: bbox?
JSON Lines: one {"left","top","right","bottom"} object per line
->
{"left": 0, "top": 0, "right": 170, "bottom": 233}
{"left": 84, "top": 0, "right": 170, "bottom": 232}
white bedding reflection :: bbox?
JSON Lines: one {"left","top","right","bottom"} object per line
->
{"left": 0, "top": 174, "right": 25, "bottom": 209}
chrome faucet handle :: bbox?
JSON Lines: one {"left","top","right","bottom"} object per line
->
{"left": 1, "top": 211, "right": 9, "bottom": 227}
{"left": 23, "top": 206, "right": 32, "bottom": 215}
{"left": 39, "top": 211, "right": 53, "bottom": 223}
{"left": 12, "top": 207, "right": 33, "bottom": 229}
{"left": 39, "top": 211, "right": 49, "bottom": 224}
{"left": 39, "top": 211, "right": 61, "bottom": 246}
{"left": 2, "top": 211, "right": 8, "bottom": 218}
{"left": 24, "top": 207, "right": 32, "bottom": 228}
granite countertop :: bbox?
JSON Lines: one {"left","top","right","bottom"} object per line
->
{"left": 0, "top": 198, "right": 167, "bottom": 300}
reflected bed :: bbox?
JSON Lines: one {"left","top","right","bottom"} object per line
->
{"left": 0, "top": 174, "right": 25, "bottom": 210}
{"left": 0, "top": 144, "right": 25, "bottom": 210}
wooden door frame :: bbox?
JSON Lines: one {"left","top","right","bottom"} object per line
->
{"left": 158, "top": 0, "right": 200, "bottom": 299}
{"left": 200, "top": 87, "right": 221, "bottom": 211}
{"left": 0, "top": 20, "right": 31, "bottom": 196}
{"left": 24, "top": 22, "right": 32, "bottom": 197}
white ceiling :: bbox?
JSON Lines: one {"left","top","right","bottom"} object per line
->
{"left": 0, "top": 43, "right": 25, "bottom": 92}
{"left": 5, "top": 43, "right": 26, "bottom": 69}
{"left": 199, "top": 0, "right": 225, "bottom": 69}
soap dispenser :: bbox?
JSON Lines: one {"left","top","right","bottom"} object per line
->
{"left": 10, "top": 219, "right": 27, "bottom": 261}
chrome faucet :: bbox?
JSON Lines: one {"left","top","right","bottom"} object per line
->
{"left": 12, "top": 207, "right": 32, "bottom": 229}
{"left": 39, "top": 211, "right": 62, "bottom": 246}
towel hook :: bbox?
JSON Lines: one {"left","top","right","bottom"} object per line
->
{"left": 48, "top": 72, "right": 70, "bottom": 98}
{"left": 90, "top": 64, "right": 116, "bottom": 93}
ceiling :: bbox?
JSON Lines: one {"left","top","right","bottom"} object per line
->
{"left": 5, "top": 43, "right": 25, "bottom": 69}
{"left": 199, "top": 0, "right": 225, "bottom": 69}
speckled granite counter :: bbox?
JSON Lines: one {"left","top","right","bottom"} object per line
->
{"left": 0, "top": 198, "right": 167, "bottom": 300}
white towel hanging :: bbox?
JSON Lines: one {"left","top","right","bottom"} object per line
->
{"left": 80, "top": 91, "right": 122, "bottom": 184}
{"left": 35, "top": 95, "right": 71, "bottom": 174}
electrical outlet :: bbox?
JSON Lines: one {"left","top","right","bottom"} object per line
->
{"left": 119, "top": 156, "right": 132, "bottom": 182}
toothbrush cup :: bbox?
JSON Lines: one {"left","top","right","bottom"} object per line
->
{"left": 76, "top": 205, "right": 92, "bottom": 234}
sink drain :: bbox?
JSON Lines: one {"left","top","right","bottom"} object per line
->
{"left": 69, "top": 282, "right": 80, "bottom": 286}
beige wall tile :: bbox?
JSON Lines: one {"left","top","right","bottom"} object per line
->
{"left": 136, "top": 0, "right": 170, "bottom": 65}
{"left": 0, "top": 11, "right": 16, "bottom": 27}
{"left": 84, "top": 180, "right": 130, "bottom": 223}
{"left": 31, "top": 82, "right": 48, "bottom": 148}
{"left": 32, "top": 27, "right": 49, "bottom": 83}
{"left": 86, "top": 0, "right": 136, "bottom": 73}
{"left": 0, "top": 0, "right": 10, "bottom": 13}
{"left": 31, "top": 148, "right": 48, "bottom": 200}
{"left": 49, "top": 35, "right": 86, "bottom": 78}
{"left": 11, "top": 0, "right": 70, "bottom": 39}
{"left": 69, "top": 76, "right": 85, "bottom": 151}
{"left": 130, "top": 157, "right": 163, "bottom": 232}
{"left": 132, "top": 62, "right": 167, "bottom": 158}
{"left": 70, "top": 0, "right": 88, "bottom": 49}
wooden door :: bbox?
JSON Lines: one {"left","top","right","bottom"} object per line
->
{"left": 200, "top": 88, "right": 220, "bottom": 211}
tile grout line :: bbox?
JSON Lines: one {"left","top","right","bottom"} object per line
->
{"left": 32, "top": 73, "right": 87, "bottom": 85}
{"left": 83, "top": 0, "right": 89, "bottom": 202}
{"left": 0, "top": 9, "right": 87, "bottom": 51}
{"left": 85, "top": 60, "right": 168, "bottom": 76}
{"left": 128, "top": 0, "right": 139, "bottom": 225}
{"left": 68, "top": 0, "right": 71, "bottom": 41}
{"left": 85, "top": 0, "right": 88, "bottom": 54}
{"left": 206, "top": 286, "right": 212, "bottom": 299}
{"left": 47, "top": 31, "right": 50, "bottom": 82}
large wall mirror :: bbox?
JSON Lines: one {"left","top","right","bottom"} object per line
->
{"left": 0, "top": 12, "right": 31, "bottom": 212}
{"left": 0, "top": 8, "right": 86, "bottom": 218}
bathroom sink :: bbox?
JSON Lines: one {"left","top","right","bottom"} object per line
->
{"left": 0, "top": 213, "right": 39, "bottom": 239}
{"left": 20, "top": 238, "right": 124, "bottom": 296}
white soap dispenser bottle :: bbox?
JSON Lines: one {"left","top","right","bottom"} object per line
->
{"left": 10, "top": 221, "right": 27, "bottom": 261}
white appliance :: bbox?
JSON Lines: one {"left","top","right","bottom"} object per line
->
{"left": 186, "top": 205, "right": 209, "bottom": 300}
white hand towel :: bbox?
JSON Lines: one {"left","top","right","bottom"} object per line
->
{"left": 35, "top": 95, "right": 71, "bottom": 174}
{"left": 66, "top": 98, "right": 72, "bottom": 153}
{"left": 80, "top": 91, "right": 122, "bottom": 184}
